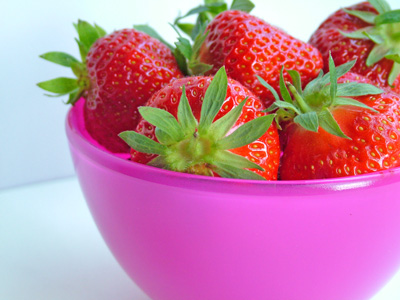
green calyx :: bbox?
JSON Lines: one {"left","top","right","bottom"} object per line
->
{"left": 132, "top": 22, "right": 212, "bottom": 76}
{"left": 162, "top": 0, "right": 254, "bottom": 75}
{"left": 119, "top": 67, "right": 275, "bottom": 180}
{"left": 37, "top": 20, "right": 106, "bottom": 104}
{"left": 261, "top": 54, "right": 384, "bottom": 139}
{"left": 135, "top": 0, "right": 255, "bottom": 76}
{"left": 174, "top": 0, "right": 254, "bottom": 41}
{"left": 340, "top": 0, "right": 400, "bottom": 85}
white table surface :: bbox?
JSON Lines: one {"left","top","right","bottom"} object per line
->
{"left": 1, "top": 177, "right": 400, "bottom": 300}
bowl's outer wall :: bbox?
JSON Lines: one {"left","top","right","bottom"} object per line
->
{"left": 67, "top": 106, "right": 400, "bottom": 300}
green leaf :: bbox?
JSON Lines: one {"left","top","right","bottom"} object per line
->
{"left": 155, "top": 128, "right": 177, "bottom": 145}
{"left": 273, "top": 100, "right": 301, "bottom": 114}
{"left": 198, "top": 67, "right": 228, "bottom": 133}
{"left": 175, "top": 36, "right": 193, "bottom": 60}
{"left": 138, "top": 107, "right": 184, "bottom": 143}
{"left": 71, "top": 61, "right": 87, "bottom": 78}
{"left": 389, "top": 62, "right": 400, "bottom": 86}
{"left": 386, "top": 54, "right": 400, "bottom": 64}
{"left": 336, "top": 82, "right": 384, "bottom": 96}
{"left": 339, "top": 27, "right": 374, "bottom": 39}
{"left": 211, "top": 163, "right": 266, "bottom": 180}
{"left": 393, "top": 31, "right": 400, "bottom": 40}
{"left": 336, "top": 59, "right": 357, "bottom": 77}
{"left": 43, "top": 89, "right": 79, "bottom": 98}
{"left": 188, "top": 61, "right": 213, "bottom": 75}
{"left": 147, "top": 155, "right": 168, "bottom": 168}
{"left": 294, "top": 111, "right": 319, "bottom": 132}
{"left": 343, "top": 8, "right": 377, "bottom": 24}
{"left": 364, "top": 31, "right": 385, "bottom": 44}
{"left": 134, "top": 24, "right": 175, "bottom": 51}
{"left": 334, "top": 97, "right": 379, "bottom": 113}
{"left": 190, "top": 16, "right": 209, "bottom": 41}
{"left": 279, "top": 68, "right": 293, "bottom": 104}
{"left": 75, "top": 38, "right": 88, "bottom": 62}
{"left": 366, "top": 44, "right": 391, "bottom": 66}
{"left": 174, "top": 2, "right": 226, "bottom": 40}
{"left": 217, "top": 115, "right": 275, "bottom": 150}
{"left": 209, "top": 97, "right": 247, "bottom": 140}
{"left": 318, "top": 108, "right": 351, "bottom": 139}
{"left": 174, "top": 48, "right": 189, "bottom": 76}
{"left": 320, "top": 60, "right": 356, "bottom": 87}
{"left": 205, "top": 2, "right": 228, "bottom": 14}
{"left": 230, "top": 0, "right": 255, "bottom": 13}
{"left": 177, "top": 86, "right": 198, "bottom": 137}
{"left": 329, "top": 54, "right": 337, "bottom": 102}
{"left": 287, "top": 70, "right": 303, "bottom": 95}
{"left": 303, "top": 70, "right": 324, "bottom": 95}
{"left": 192, "top": 30, "right": 209, "bottom": 58}
{"left": 175, "top": 5, "right": 210, "bottom": 23}
{"left": 94, "top": 24, "right": 107, "bottom": 37}
{"left": 177, "top": 23, "right": 195, "bottom": 37}
{"left": 75, "top": 20, "right": 101, "bottom": 53}
{"left": 257, "top": 76, "right": 280, "bottom": 101}
{"left": 205, "top": 0, "right": 221, "bottom": 4}
{"left": 119, "top": 131, "right": 167, "bottom": 155}
{"left": 37, "top": 77, "right": 78, "bottom": 94}
{"left": 39, "top": 52, "right": 79, "bottom": 67}
{"left": 187, "top": 30, "right": 213, "bottom": 75}
{"left": 214, "top": 150, "right": 264, "bottom": 171}
{"left": 67, "top": 88, "right": 83, "bottom": 105}
{"left": 369, "top": 0, "right": 391, "bottom": 14}
{"left": 264, "top": 103, "right": 278, "bottom": 112}
{"left": 375, "top": 9, "right": 400, "bottom": 25}
{"left": 175, "top": 4, "right": 222, "bottom": 24}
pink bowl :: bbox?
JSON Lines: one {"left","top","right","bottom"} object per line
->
{"left": 66, "top": 102, "right": 400, "bottom": 300}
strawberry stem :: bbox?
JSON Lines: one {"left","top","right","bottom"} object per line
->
{"left": 287, "top": 83, "right": 311, "bottom": 113}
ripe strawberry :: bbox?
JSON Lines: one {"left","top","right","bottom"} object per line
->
{"left": 261, "top": 54, "right": 400, "bottom": 180}
{"left": 195, "top": 10, "right": 323, "bottom": 108}
{"left": 309, "top": 0, "right": 400, "bottom": 94}
{"left": 119, "top": 67, "right": 280, "bottom": 180}
{"left": 38, "top": 21, "right": 183, "bottom": 153}
{"left": 172, "top": 1, "right": 323, "bottom": 108}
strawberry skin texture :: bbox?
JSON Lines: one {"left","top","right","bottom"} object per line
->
{"left": 309, "top": 2, "right": 400, "bottom": 94}
{"left": 84, "top": 29, "right": 183, "bottom": 153}
{"left": 280, "top": 73, "right": 400, "bottom": 180}
{"left": 198, "top": 10, "right": 323, "bottom": 107}
{"left": 131, "top": 76, "right": 281, "bottom": 180}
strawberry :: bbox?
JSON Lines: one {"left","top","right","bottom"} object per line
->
{"left": 260, "top": 54, "right": 400, "bottom": 180}
{"left": 119, "top": 67, "right": 280, "bottom": 180}
{"left": 173, "top": 1, "right": 323, "bottom": 108}
{"left": 38, "top": 21, "right": 183, "bottom": 153}
{"left": 309, "top": 0, "right": 400, "bottom": 94}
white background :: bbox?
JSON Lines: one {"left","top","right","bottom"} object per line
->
{"left": 0, "top": 0, "right": 396, "bottom": 190}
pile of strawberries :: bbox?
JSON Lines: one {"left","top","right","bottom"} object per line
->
{"left": 39, "top": 0, "right": 400, "bottom": 181}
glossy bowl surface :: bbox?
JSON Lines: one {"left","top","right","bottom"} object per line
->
{"left": 67, "top": 100, "right": 400, "bottom": 300}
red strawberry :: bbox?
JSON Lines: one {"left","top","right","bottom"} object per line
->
{"left": 309, "top": 0, "right": 400, "bottom": 94}
{"left": 38, "top": 21, "right": 183, "bottom": 153}
{"left": 119, "top": 67, "right": 280, "bottom": 180}
{"left": 195, "top": 10, "right": 323, "bottom": 108}
{"left": 261, "top": 55, "right": 400, "bottom": 180}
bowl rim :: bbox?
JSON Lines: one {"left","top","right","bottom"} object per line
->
{"left": 66, "top": 103, "right": 400, "bottom": 196}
